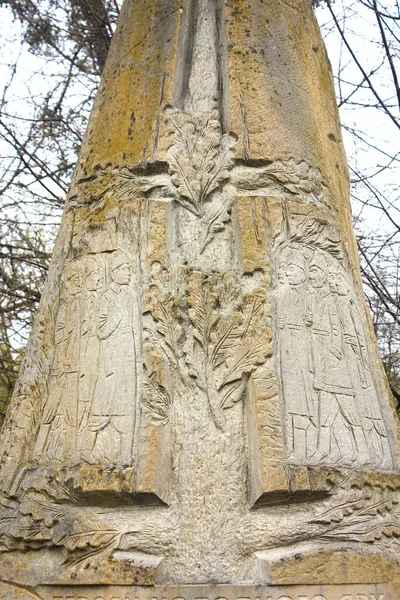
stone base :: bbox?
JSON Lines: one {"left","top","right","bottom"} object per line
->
{"left": 0, "top": 583, "right": 397, "bottom": 600}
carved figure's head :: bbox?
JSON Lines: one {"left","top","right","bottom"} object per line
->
{"left": 110, "top": 250, "right": 131, "bottom": 286}
{"left": 64, "top": 260, "right": 83, "bottom": 296}
{"left": 277, "top": 258, "right": 288, "bottom": 284}
{"left": 85, "top": 256, "right": 103, "bottom": 291}
{"left": 278, "top": 247, "right": 306, "bottom": 285}
{"left": 309, "top": 252, "right": 328, "bottom": 288}
{"left": 150, "top": 261, "right": 163, "bottom": 280}
{"left": 285, "top": 249, "right": 306, "bottom": 286}
{"left": 329, "top": 263, "right": 350, "bottom": 296}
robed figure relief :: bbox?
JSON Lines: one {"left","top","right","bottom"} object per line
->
{"left": 34, "top": 251, "right": 137, "bottom": 466}
{"left": 276, "top": 238, "right": 390, "bottom": 468}
{"left": 305, "top": 251, "right": 370, "bottom": 465}
{"left": 276, "top": 248, "right": 316, "bottom": 462}
{"left": 85, "top": 250, "right": 137, "bottom": 465}
{"left": 77, "top": 255, "right": 104, "bottom": 458}
{"left": 328, "top": 262, "right": 392, "bottom": 466}
{"left": 34, "top": 260, "right": 84, "bottom": 461}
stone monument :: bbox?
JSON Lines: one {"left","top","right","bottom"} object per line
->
{"left": 0, "top": 0, "right": 399, "bottom": 598}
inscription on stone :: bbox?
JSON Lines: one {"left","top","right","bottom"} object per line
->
{"left": 26, "top": 586, "right": 393, "bottom": 600}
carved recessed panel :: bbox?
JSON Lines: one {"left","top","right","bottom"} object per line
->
{"left": 271, "top": 203, "right": 393, "bottom": 470}
{"left": 32, "top": 251, "right": 137, "bottom": 467}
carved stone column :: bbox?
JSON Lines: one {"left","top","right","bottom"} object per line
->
{"left": 1, "top": 0, "right": 400, "bottom": 598}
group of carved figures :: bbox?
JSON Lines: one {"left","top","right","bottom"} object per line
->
{"left": 276, "top": 245, "right": 391, "bottom": 467}
{"left": 33, "top": 240, "right": 391, "bottom": 470}
{"left": 34, "top": 250, "right": 137, "bottom": 465}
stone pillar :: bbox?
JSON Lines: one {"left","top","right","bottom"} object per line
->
{"left": 0, "top": 0, "right": 400, "bottom": 598}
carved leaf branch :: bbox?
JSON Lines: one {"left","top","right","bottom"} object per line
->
{"left": 311, "top": 484, "right": 400, "bottom": 543}
{"left": 186, "top": 273, "right": 270, "bottom": 428}
{"left": 147, "top": 271, "right": 270, "bottom": 429}
{"left": 201, "top": 196, "right": 233, "bottom": 254}
{"left": 187, "top": 273, "right": 219, "bottom": 349}
{"left": 0, "top": 486, "right": 121, "bottom": 559}
{"left": 150, "top": 297, "right": 184, "bottom": 360}
{"left": 274, "top": 205, "right": 343, "bottom": 260}
{"left": 166, "top": 108, "right": 236, "bottom": 217}
{"left": 70, "top": 167, "right": 140, "bottom": 208}
{"left": 219, "top": 340, "right": 267, "bottom": 389}
{"left": 261, "top": 159, "right": 327, "bottom": 201}
{"left": 55, "top": 523, "right": 119, "bottom": 553}
{"left": 142, "top": 368, "right": 172, "bottom": 426}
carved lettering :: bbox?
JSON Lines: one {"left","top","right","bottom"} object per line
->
{"left": 46, "top": 592, "right": 387, "bottom": 600}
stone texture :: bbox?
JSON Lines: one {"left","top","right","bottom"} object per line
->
{"left": 0, "top": 0, "right": 399, "bottom": 594}
{"left": 0, "top": 584, "right": 399, "bottom": 600}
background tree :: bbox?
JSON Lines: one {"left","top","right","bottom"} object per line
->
{"left": 0, "top": 0, "right": 399, "bottom": 422}
{"left": 315, "top": 0, "right": 400, "bottom": 400}
{"left": 0, "top": 0, "right": 120, "bottom": 422}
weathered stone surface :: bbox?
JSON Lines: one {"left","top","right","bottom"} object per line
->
{"left": 0, "top": 0, "right": 399, "bottom": 590}
{"left": 0, "top": 584, "right": 398, "bottom": 600}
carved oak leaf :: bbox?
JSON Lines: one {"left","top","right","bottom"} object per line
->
{"left": 240, "top": 293, "right": 266, "bottom": 340}
{"left": 142, "top": 370, "right": 171, "bottom": 425}
{"left": 290, "top": 216, "right": 343, "bottom": 259}
{"left": 150, "top": 298, "right": 183, "bottom": 358}
{"left": 312, "top": 496, "right": 366, "bottom": 524}
{"left": 55, "top": 523, "right": 118, "bottom": 552}
{"left": 211, "top": 271, "right": 242, "bottom": 315}
{"left": 218, "top": 340, "right": 269, "bottom": 390}
{"left": 19, "top": 493, "right": 65, "bottom": 528}
{"left": 184, "top": 340, "right": 207, "bottom": 392}
{"left": 72, "top": 167, "right": 140, "bottom": 208}
{"left": 9, "top": 517, "right": 52, "bottom": 543}
{"left": 187, "top": 274, "right": 218, "bottom": 349}
{"left": 218, "top": 377, "right": 247, "bottom": 412}
{"left": 210, "top": 315, "right": 242, "bottom": 369}
{"left": 262, "top": 159, "right": 326, "bottom": 200}
{"left": 312, "top": 485, "right": 400, "bottom": 543}
{"left": 166, "top": 108, "right": 236, "bottom": 215}
{"left": 201, "top": 198, "right": 233, "bottom": 254}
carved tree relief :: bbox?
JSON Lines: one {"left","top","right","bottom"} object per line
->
{"left": 146, "top": 269, "right": 271, "bottom": 430}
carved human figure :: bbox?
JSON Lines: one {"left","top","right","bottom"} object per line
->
{"left": 34, "top": 260, "right": 83, "bottom": 461}
{"left": 276, "top": 247, "right": 316, "bottom": 462}
{"left": 306, "top": 252, "right": 370, "bottom": 465}
{"left": 85, "top": 250, "right": 137, "bottom": 465}
{"left": 329, "top": 262, "right": 391, "bottom": 466}
{"left": 77, "top": 255, "right": 104, "bottom": 458}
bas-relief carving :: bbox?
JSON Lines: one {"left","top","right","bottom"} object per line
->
{"left": 231, "top": 159, "right": 329, "bottom": 207}
{"left": 33, "top": 250, "right": 138, "bottom": 467}
{"left": 165, "top": 107, "right": 238, "bottom": 270}
{"left": 2, "top": 0, "right": 400, "bottom": 587}
{"left": 311, "top": 478, "right": 400, "bottom": 544}
{"left": 145, "top": 267, "right": 271, "bottom": 430}
{"left": 2, "top": 151, "right": 397, "bottom": 579}
{"left": 272, "top": 209, "right": 392, "bottom": 470}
